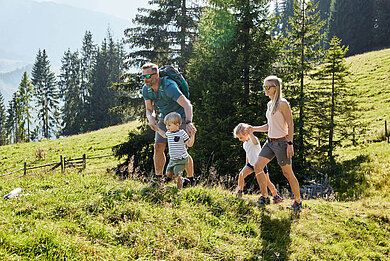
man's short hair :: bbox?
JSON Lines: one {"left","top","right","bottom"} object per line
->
{"left": 164, "top": 112, "right": 182, "bottom": 125}
{"left": 141, "top": 63, "right": 158, "bottom": 73}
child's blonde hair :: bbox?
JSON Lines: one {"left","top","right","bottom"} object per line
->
{"left": 233, "top": 123, "right": 249, "bottom": 138}
{"left": 164, "top": 112, "right": 182, "bottom": 125}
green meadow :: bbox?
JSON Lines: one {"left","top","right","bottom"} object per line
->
{"left": 0, "top": 49, "right": 389, "bottom": 260}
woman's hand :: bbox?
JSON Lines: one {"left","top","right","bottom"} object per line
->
{"left": 287, "top": 144, "right": 294, "bottom": 158}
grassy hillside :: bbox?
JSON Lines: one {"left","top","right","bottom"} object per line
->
{"left": 0, "top": 170, "right": 389, "bottom": 260}
{"left": 0, "top": 121, "right": 139, "bottom": 175}
{"left": 333, "top": 48, "right": 390, "bottom": 198}
{"left": 0, "top": 49, "right": 390, "bottom": 260}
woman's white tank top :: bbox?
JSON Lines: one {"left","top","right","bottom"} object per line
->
{"left": 266, "top": 98, "right": 289, "bottom": 138}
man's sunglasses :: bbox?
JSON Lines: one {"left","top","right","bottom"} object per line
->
{"left": 141, "top": 73, "right": 157, "bottom": 80}
{"left": 263, "top": 85, "right": 275, "bottom": 91}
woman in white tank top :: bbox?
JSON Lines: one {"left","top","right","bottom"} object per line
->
{"left": 249, "top": 75, "right": 302, "bottom": 210}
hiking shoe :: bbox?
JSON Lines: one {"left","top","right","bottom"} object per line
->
{"left": 182, "top": 178, "right": 191, "bottom": 188}
{"left": 236, "top": 190, "right": 243, "bottom": 198}
{"left": 287, "top": 201, "right": 302, "bottom": 211}
{"left": 256, "top": 196, "right": 270, "bottom": 205}
{"left": 273, "top": 194, "right": 283, "bottom": 204}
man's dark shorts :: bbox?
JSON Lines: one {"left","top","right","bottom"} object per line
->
{"left": 259, "top": 138, "right": 292, "bottom": 166}
{"left": 155, "top": 117, "right": 187, "bottom": 143}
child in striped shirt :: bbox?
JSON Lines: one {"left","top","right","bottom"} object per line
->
{"left": 156, "top": 112, "right": 195, "bottom": 188}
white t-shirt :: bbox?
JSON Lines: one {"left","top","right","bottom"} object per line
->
{"left": 243, "top": 136, "right": 261, "bottom": 166}
{"left": 166, "top": 129, "right": 189, "bottom": 159}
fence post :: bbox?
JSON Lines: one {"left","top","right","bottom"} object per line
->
{"left": 83, "top": 154, "right": 86, "bottom": 170}
{"left": 63, "top": 157, "right": 66, "bottom": 172}
{"left": 24, "top": 161, "right": 27, "bottom": 176}
{"left": 385, "top": 120, "right": 389, "bottom": 143}
{"left": 60, "top": 155, "right": 64, "bottom": 172}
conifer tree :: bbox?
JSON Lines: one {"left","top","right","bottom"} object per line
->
{"left": 17, "top": 72, "right": 34, "bottom": 142}
{"left": 80, "top": 31, "right": 97, "bottom": 130}
{"left": 31, "top": 49, "right": 59, "bottom": 139}
{"left": 5, "top": 93, "right": 24, "bottom": 143}
{"left": 89, "top": 34, "right": 124, "bottom": 131}
{"left": 59, "top": 49, "right": 83, "bottom": 136}
{"left": 0, "top": 92, "right": 7, "bottom": 145}
{"left": 285, "top": 0, "right": 325, "bottom": 168}
{"left": 124, "top": 0, "right": 202, "bottom": 73}
{"left": 187, "top": 0, "right": 280, "bottom": 178}
{"left": 311, "top": 36, "right": 356, "bottom": 162}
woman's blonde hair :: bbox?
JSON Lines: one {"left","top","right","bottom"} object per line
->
{"left": 233, "top": 123, "right": 249, "bottom": 138}
{"left": 264, "top": 75, "right": 283, "bottom": 114}
{"left": 164, "top": 112, "right": 182, "bottom": 125}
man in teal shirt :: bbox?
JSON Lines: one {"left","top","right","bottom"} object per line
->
{"left": 141, "top": 63, "right": 197, "bottom": 185}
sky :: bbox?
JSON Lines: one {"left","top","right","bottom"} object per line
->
{"left": 34, "top": 0, "right": 151, "bottom": 21}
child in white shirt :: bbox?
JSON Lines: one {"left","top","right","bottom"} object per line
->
{"left": 233, "top": 123, "right": 282, "bottom": 203}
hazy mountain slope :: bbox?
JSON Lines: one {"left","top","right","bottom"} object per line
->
{"left": 0, "top": 0, "right": 129, "bottom": 67}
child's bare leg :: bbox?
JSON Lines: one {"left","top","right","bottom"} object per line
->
{"left": 176, "top": 174, "right": 183, "bottom": 189}
{"left": 238, "top": 166, "right": 254, "bottom": 191}
{"left": 266, "top": 174, "right": 278, "bottom": 197}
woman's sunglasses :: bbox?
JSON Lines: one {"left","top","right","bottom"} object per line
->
{"left": 263, "top": 85, "right": 275, "bottom": 91}
{"left": 141, "top": 73, "right": 157, "bottom": 80}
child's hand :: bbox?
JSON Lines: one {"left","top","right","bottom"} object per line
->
{"left": 247, "top": 126, "right": 254, "bottom": 134}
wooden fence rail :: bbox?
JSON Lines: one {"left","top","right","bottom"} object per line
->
{"left": 1, "top": 154, "right": 113, "bottom": 180}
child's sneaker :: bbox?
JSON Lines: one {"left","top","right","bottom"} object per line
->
{"left": 236, "top": 190, "right": 243, "bottom": 198}
{"left": 287, "top": 201, "right": 302, "bottom": 211}
{"left": 256, "top": 196, "right": 270, "bottom": 205}
{"left": 273, "top": 194, "right": 283, "bottom": 204}
{"left": 182, "top": 178, "right": 191, "bottom": 188}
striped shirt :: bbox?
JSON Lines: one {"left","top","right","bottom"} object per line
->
{"left": 166, "top": 130, "right": 190, "bottom": 159}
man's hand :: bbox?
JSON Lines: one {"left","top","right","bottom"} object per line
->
{"left": 148, "top": 117, "right": 159, "bottom": 132}
{"left": 186, "top": 122, "right": 197, "bottom": 136}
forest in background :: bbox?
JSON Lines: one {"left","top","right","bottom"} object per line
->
{"left": 1, "top": 0, "right": 390, "bottom": 195}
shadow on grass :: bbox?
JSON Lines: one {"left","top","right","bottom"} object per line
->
{"left": 257, "top": 209, "right": 297, "bottom": 260}
{"left": 330, "top": 154, "right": 371, "bottom": 200}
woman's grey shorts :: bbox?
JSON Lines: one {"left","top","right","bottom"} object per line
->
{"left": 259, "top": 138, "right": 292, "bottom": 166}
{"left": 155, "top": 117, "right": 187, "bottom": 143}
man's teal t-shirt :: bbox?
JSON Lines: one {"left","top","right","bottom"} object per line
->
{"left": 142, "top": 77, "right": 186, "bottom": 119}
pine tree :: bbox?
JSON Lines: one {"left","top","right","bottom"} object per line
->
{"left": 89, "top": 34, "right": 125, "bottom": 131}
{"left": 31, "top": 49, "right": 59, "bottom": 139}
{"left": 0, "top": 92, "right": 7, "bottom": 145}
{"left": 59, "top": 49, "right": 83, "bottom": 136}
{"left": 187, "top": 0, "right": 280, "bottom": 178}
{"left": 285, "top": 0, "right": 325, "bottom": 168}
{"left": 17, "top": 72, "right": 34, "bottom": 142}
{"left": 80, "top": 31, "right": 97, "bottom": 131}
{"left": 311, "top": 36, "right": 356, "bottom": 162}
{"left": 124, "top": 0, "right": 202, "bottom": 73}
{"left": 5, "top": 92, "right": 24, "bottom": 143}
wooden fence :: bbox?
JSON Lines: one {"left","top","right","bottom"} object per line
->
{"left": 0, "top": 154, "right": 113, "bottom": 180}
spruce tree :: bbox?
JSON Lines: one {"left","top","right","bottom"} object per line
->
{"left": 285, "top": 0, "right": 325, "bottom": 169}
{"left": 5, "top": 93, "right": 24, "bottom": 143}
{"left": 89, "top": 34, "right": 124, "bottom": 131}
{"left": 80, "top": 31, "right": 97, "bottom": 131}
{"left": 0, "top": 92, "right": 7, "bottom": 145}
{"left": 311, "top": 36, "right": 356, "bottom": 162}
{"left": 59, "top": 49, "right": 83, "bottom": 136}
{"left": 31, "top": 49, "right": 59, "bottom": 139}
{"left": 124, "top": 0, "right": 202, "bottom": 73}
{"left": 187, "top": 0, "right": 280, "bottom": 179}
{"left": 17, "top": 72, "right": 34, "bottom": 142}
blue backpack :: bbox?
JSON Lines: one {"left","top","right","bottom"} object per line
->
{"left": 146, "top": 65, "right": 189, "bottom": 100}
